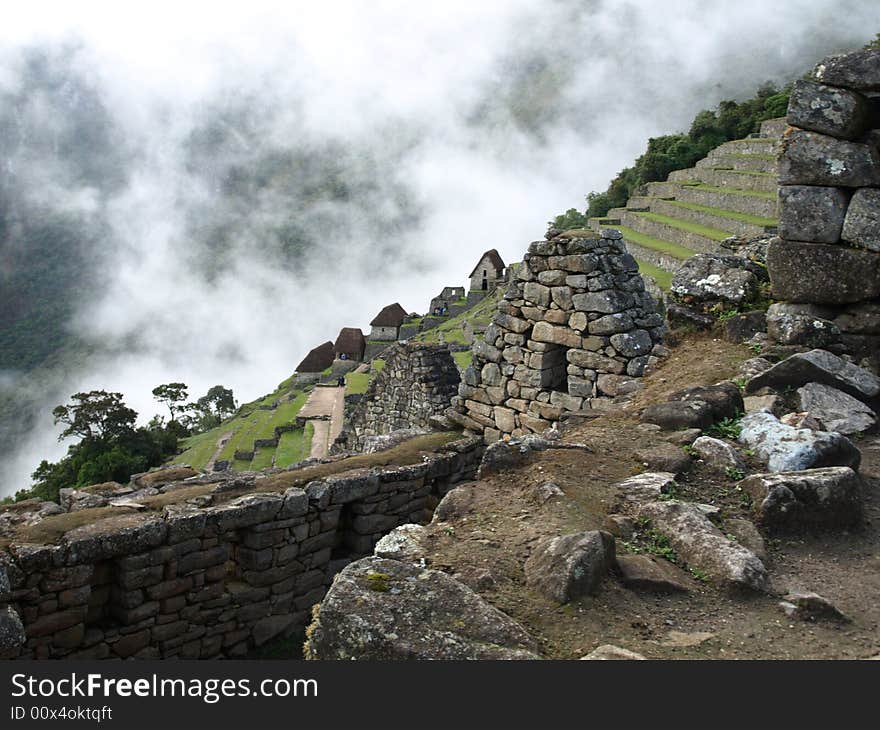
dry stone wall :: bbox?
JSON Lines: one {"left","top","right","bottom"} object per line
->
{"left": 768, "top": 48, "right": 880, "bottom": 368}
{"left": 0, "top": 437, "right": 483, "bottom": 660}
{"left": 340, "top": 344, "right": 460, "bottom": 451}
{"left": 450, "top": 230, "right": 664, "bottom": 440}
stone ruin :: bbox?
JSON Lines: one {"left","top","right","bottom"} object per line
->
{"left": 767, "top": 47, "right": 880, "bottom": 369}
{"left": 334, "top": 344, "right": 461, "bottom": 452}
{"left": 449, "top": 229, "right": 664, "bottom": 440}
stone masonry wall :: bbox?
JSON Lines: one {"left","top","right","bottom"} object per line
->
{"left": 449, "top": 230, "right": 664, "bottom": 440}
{"left": 0, "top": 437, "right": 483, "bottom": 659}
{"left": 342, "top": 344, "right": 460, "bottom": 451}
{"left": 768, "top": 48, "right": 880, "bottom": 368}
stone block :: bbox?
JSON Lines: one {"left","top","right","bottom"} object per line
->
{"left": 779, "top": 129, "right": 880, "bottom": 187}
{"left": 841, "top": 188, "right": 880, "bottom": 252}
{"left": 787, "top": 79, "right": 869, "bottom": 139}
{"left": 778, "top": 185, "right": 849, "bottom": 243}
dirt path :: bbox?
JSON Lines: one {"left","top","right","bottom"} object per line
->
{"left": 300, "top": 386, "right": 345, "bottom": 459}
{"left": 205, "top": 430, "right": 234, "bottom": 472}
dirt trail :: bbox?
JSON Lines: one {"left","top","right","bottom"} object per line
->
{"left": 204, "top": 431, "right": 234, "bottom": 472}
{"left": 300, "top": 386, "right": 345, "bottom": 459}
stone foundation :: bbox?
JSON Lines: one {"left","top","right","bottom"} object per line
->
{"left": 450, "top": 230, "right": 664, "bottom": 439}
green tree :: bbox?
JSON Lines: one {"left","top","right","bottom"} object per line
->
{"left": 51, "top": 390, "right": 137, "bottom": 442}
{"left": 152, "top": 382, "right": 189, "bottom": 423}
{"left": 196, "top": 385, "right": 237, "bottom": 422}
{"left": 548, "top": 207, "right": 590, "bottom": 231}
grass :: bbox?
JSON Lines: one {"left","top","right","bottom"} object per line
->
{"left": 453, "top": 350, "right": 473, "bottom": 371}
{"left": 176, "top": 429, "right": 225, "bottom": 471}
{"left": 634, "top": 260, "right": 672, "bottom": 290}
{"left": 684, "top": 183, "right": 777, "bottom": 201}
{"left": 275, "top": 422, "right": 314, "bottom": 468}
{"left": 633, "top": 211, "right": 730, "bottom": 242}
{"left": 660, "top": 200, "right": 777, "bottom": 227}
{"left": 345, "top": 371, "right": 371, "bottom": 395}
{"left": 415, "top": 288, "right": 501, "bottom": 346}
{"left": 615, "top": 226, "right": 695, "bottom": 260}
{"left": 372, "top": 359, "right": 386, "bottom": 372}
{"left": 250, "top": 448, "right": 276, "bottom": 471}
{"left": 706, "top": 167, "right": 775, "bottom": 178}
{"left": 723, "top": 153, "right": 777, "bottom": 161}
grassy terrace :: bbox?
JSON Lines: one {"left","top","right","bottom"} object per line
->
{"left": 415, "top": 288, "right": 501, "bottom": 346}
{"left": 632, "top": 211, "right": 730, "bottom": 242}
{"left": 453, "top": 350, "right": 473, "bottom": 371}
{"left": 683, "top": 183, "right": 777, "bottom": 200}
{"left": 275, "top": 422, "right": 314, "bottom": 468}
{"left": 706, "top": 167, "right": 775, "bottom": 178}
{"left": 660, "top": 199, "right": 777, "bottom": 227}
{"left": 723, "top": 152, "right": 777, "bottom": 160}
{"left": 634, "top": 260, "right": 672, "bottom": 290}
{"left": 616, "top": 226, "right": 695, "bottom": 260}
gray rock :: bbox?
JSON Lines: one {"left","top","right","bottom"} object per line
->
{"left": 692, "top": 436, "right": 747, "bottom": 473}
{"left": 834, "top": 302, "right": 880, "bottom": 335}
{"left": 602, "top": 514, "right": 636, "bottom": 539}
{"left": 721, "top": 311, "right": 767, "bottom": 344}
{"left": 663, "top": 428, "right": 703, "bottom": 446}
{"left": 739, "top": 411, "right": 861, "bottom": 472}
{"left": 612, "top": 472, "right": 678, "bottom": 512}
{"left": 533, "top": 481, "right": 564, "bottom": 504}
{"left": 572, "top": 290, "right": 634, "bottom": 314}
{"left": 524, "top": 531, "right": 615, "bottom": 603}
{"left": 745, "top": 349, "right": 880, "bottom": 407}
{"left": 580, "top": 644, "right": 646, "bottom": 660}
{"left": 841, "top": 188, "right": 880, "bottom": 252}
{"left": 610, "top": 329, "right": 653, "bottom": 357}
{"left": 373, "top": 524, "right": 427, "bottom": 563}
{"left": 723, "top": 518, "right": 767, "bottom": 562}
{"left": 778, "top": 185, "right": 850, "bottom": 243}
{"left": 670, "top": 254, "right": 758, "bottom": 305}
{"left": 432, "top": 484, "right": 478, "bottom": 522}
{"left": 796, "top": 382, "right": 877, "bottom": 435}
{"left": 779, "top": 592, "right": 849, "bottom": 623}
{"left": 305, "top": 557, "right": 541, "bottom": 660}
{"left": 744, "top": 393, "right": 783, "bottom": 415}
{"left": 786, "top": 80, "right": 869, "bottom": 139}
{"left": 766, "top": 302, "right": 841, "bottom": 348}
{"left": 767, "top": 238, "right": 880, "bottom": 304}
{"left": 779, "top": 129, "right": 880, "bottom": 187}
{"left": 813, "top": 49, "right": 880, "bottom": 91}
{"left": 641, "top": 400, "right": 713, "bottom": 430}
{"left": 637, "top": 443, "right": 692, "bottom": 474}
{"left": 636, "top": 501, "right": 769, "bottom": 592}
{"left": 741, "top": 467, "right": 863, "bottom": 530}
{"left": 0, "top": 606, "right": 25, "bottom": 655}
{"left": 615, "top": 553, "right": 692, "bottom": 593}
{"left": 739, "top": 357, "right": 773, "bottom": 380}
{"left": 669, "top": 382, "right": 744, "bottom": 422}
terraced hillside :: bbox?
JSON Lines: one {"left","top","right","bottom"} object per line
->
{"left": 590, "top": 118, "right": 785, "bottom": 284}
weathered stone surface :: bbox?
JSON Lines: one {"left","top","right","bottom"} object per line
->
{"left": 740, "top": 467, "right": 863, "bottom": 530}
{"left": 636, "top": 501, "right": 769, "bottom": 592}
{"left": 739, "top": 411, "right": 861, "bottom": 473}
{"left": 580, "top": 644, "right": 645, "bottom": 660}
{"left": 779, "top": 592, "right": 849, "bottom": 623}
{"left": 841, "top": 188, "right": 880, "bottom": 253}
{"left": 813, "top": 49, "right": 880, "bottom": 92}
{"left": 672, "top": 382, "right": 744, "bottom": 422}
{"left": 610, "top": 329, "right": 652, "bottom": 357}
{"left": 305, "top": 557, "right": 541, "bottom": 659}
{"left": 744, "top": 393, "right": 782, "bottom": 414}
{"left": 721, "top": 311, "right": 766, "bottom": 344}
{"left": 778, "top": 185, "right": 850, "bottom": 243}
{"left": 767, "top": 239, "right": 880, "bottom": 304}
{"left": 723, "top": 518, "right": 767, "bottom": 562}
{"left": 766, "top": 302, "right": 841, "bottom": 348}
{"left": 531, "top": 321, "right": 581, "bottom": 348}
{"left": 615, "top": 554, "right": 692, "bottom": 593}
{"left": 432, "top": 484, "right": 478, "bottom": 522}
{"left": 787, "top": 80, "right": 869, "bottom": 139}
{"left": 64, "top": 514, "right": 168, "bottom": 563}
{"left": 796, "top": 382, "right": 877, "bottom": 435}
{"left": 670, "top": 254, "right": 759, "bottom": 305}
{"left": 572, "top": 290, "right": 633, "bottom": 314}
{"left": 779, "top": 129, "right": 880, "bottom": 187}
{"left": 373, "top": 524, "right": 427, "bottom": 563}
{"left": 745, "top": 349, "right": 880, "bottom": 406}
{"left": 0, "top": 607, "right": 25, "bottom": 653}
{"left": 524, "top": 531, "right": 615, "bottom": 603}
{"left": 641, "top": 401, "right": 713, "bottom": 431}
{"left": 636, "top": 443, "right": 692, "bottom": 474}
{"left": 691, "top": 436, "right": 747, "bottom": 473}
{"left": 612, "top": 472, "right": 678, "bottom": 513}
{"left": 523, "top": 282, "right": 551, "bottom": 307}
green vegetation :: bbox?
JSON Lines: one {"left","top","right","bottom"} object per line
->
{"left": 548, "top": 208, "right": 590, "bottom": 230}
{"left": 453, "top": 350, "right": 473, "bottom": 371}
{"left": 660, "top": 200, "right": 777, "bottom": 227}
{"left": 707, "top": 414, "right": 744, "bottom": 441}
{"left": 725, "top": 466, "right": 746, "bottom": 482}
{"left": 561, "top": 83, "right": 790, "bottom": 222}
{"left": 633, "top": 260, "right": 672, "bottom": 290}
{"left": 275, "top": 423, "right": 314, "bottom": 468}
{"left": 345, "top": 371, "right": 372, "bottom": 395}
{"left": 633, "top": 212, "right": 730, "bottom": 242}
{"left": 685, "top": 183, "right": 777, "bottom": 200}
{"left": 614, "top": 226, "right": 695, "bottom": 260}
{"left": 414, "top": 288, "right": 502, "bottom": 346}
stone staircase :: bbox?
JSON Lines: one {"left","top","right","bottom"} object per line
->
{"left": 589, "top": 118, "right": 786, "bottom": 282}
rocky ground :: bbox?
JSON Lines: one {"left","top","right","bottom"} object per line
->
{"left": 307, "top": 335, "right": 880, "bottom": 660}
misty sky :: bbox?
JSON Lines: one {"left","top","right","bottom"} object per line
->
{"left": 1, "top": 1, "right": 877, "bottom": 494}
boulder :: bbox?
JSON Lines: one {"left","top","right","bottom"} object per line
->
{"left": 0, "top": 606, "right": 25, "bottom": 656}
{"left": 778, "top": 185, "right": 850, "bottom": 243}
{"left": 723, "top": 518, "right": 767, "bottom": 562}
{"left": 786, "top": 80, "right": 869, "bottom": 140}
{"left": 765, "top": 302, "right": 841, "bottom": 348}
{"left": 691, "top": 436, "right": 747, "bottom": 473}
{"left": 581, "top": 645, "right": 646, "bottom": 660}
{"left": 641, "top": 401, "right": 713, "bottom": 431}
{"left": 740, "top": 467, "right": 863, "bottom": 530}
{"left": 796, "top": 382, "right": 877, "bottom": 435}
{"left": 670, "top": 254, "right": 759, "bottom": 305}
{"left": 841, "top": 188, "right": 880, "bottom": 252}
{"left": 669, "top": 382, "right": 744, "bottom": 422}
{"left": 813, "top": 49, "right": 880, "bottom": 91}
{"left": 305, "top": 557, "right": 541, "bottom": 660}
{"left": 767, "top": 238, "right": 880, "bottom": 304}
{"left": 778, "top": 129, "right": 880, "bottom": 187}
{"left": 739, "top": 411, "right": 861, "bottom": 472}
{"left": 745, "top": 349, "right": 880, "bottom": 407}
{"left": 612, "top": 472, "right": 678, "bottom": 512}
{"left": 524, "top": 531, "right": 615, "bottom": 603}
{"left": 636, "top": 443, "right": 692, "bottom": 474}
{"left": 636, "top": 500, "right": 769, "bottom": 592}
{"left": 615, "top": 554, "right": 692, "bottom": 593}
{"left": 373, "top": 524, "right": 427, "bottom": 563}
{"left": 779, "top": 592, "right": 849, "bottom": 623}
{"left": 432, "top": 484, "right": 478, "bottom": 523}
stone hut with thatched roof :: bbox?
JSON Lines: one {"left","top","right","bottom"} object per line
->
{"left": 335, "top": 327, "right": 366, "bottom": 362}
{"left": 369, "top": 302, "right": 408, "bottom": 341}
{"left": 295, "top": 341, "right": 335, "bottom": 382}
{"left": 469, "top": 249, "right": 506, "bottom": 292}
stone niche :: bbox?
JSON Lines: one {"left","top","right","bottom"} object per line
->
{"left": 449, "top": 230, "right": 664, "bottom": 440}
{"left": 768, "top": 48, "right": 880, "bottom": 369}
